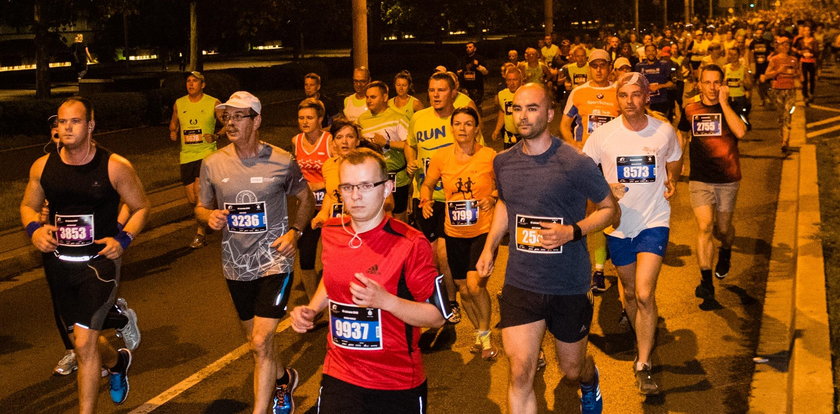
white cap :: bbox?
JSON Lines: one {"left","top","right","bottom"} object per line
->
{"left": 216, "top": 91, "right": 262, "bottom": 114}
{"left": 613, "top": 57, "right": 632, "bottom": 70}
{"left": 587, "top": 49, "right": 610, "bottom": 64}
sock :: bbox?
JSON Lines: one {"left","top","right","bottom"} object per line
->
{"left": 276, "top": 369, "right": 289, "bottom": 386}
{"left": 110, "top": 350, "right": 127, "bottom": 373}
{"left": 701, "top": 269, "right": 713, "bottom": 283}
{"left": 718, "top": 247, "right": 731, "bottom": 263}
{"left": 594, "top": 264, "right": 604, "bottom": 272}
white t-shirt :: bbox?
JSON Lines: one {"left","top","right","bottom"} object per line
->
{"left": 583, "top": 115, "right": 682, "bottom": 239}
{"left": 343, "top": 94, "right": 368, "bottom": 122}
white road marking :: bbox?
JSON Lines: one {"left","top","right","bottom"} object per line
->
{"left": 806, "top": 123, "right": 840, "bottom": 139}
{"left": 128, "top": 318, "right": 293, "bottom": 413}
{"left": 806, "top": 115, "right": 840, "bottom": 129}
{"left": 810, "top": 104, "right": 840, "bottom": 113}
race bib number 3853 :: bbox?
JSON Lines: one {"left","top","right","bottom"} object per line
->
{"left": 225, "top": 202, "right": 268, "bottom": 233}
{"left": 55, "top": 214, "right": 95, "bottom": 246}
{"left": 515, "top": 214, "right": 563, "bottom": 254}
{"left": 329, "top": 300, "right": 382, "bottom": 350}
{"left": 691, "top": 114, "right": 722, "bottom": 136}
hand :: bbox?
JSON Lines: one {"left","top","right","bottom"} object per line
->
{"left": 290, "top": 305, "right": 318, "bottom": 333}
{"left": 610, "top": 183, "right": 628, "bottom": 200}
{"left": 477, "top": 196, "right": 496, "bottom": 212}
{"left": 475, "top": 249, "right": 496, "bottom": 278}
{"left": 169, "top": 131, "right": 178, "bottom": 141}
{"left": 371, "top": 133, "right": 387, "bottom": 147}
{"left": 95, "top": 237, "right": 125, "bottom": 259}
{"left": 664, "top": 179, "right": 677, "bottom": 200}
{"left": 421, "top": 200, "right": 434, "bottom": 219}
{"left": 311, "top": 215, "right": 325, "bottom": 229}
{"left": 271, "top": 230, "right": 298, "bottom": 258}
{"left": 650, "top": 83, "right": 660, "bottom": 92}
{"left": 208, "top": 209, "right": 229, "bottom": 231}
{"left": 538, "top": 221, "right": 574, "bottom": 249}
{"left": 31, "top": 224, "right": 58, "bottom": 253}
{"left": 406, "top": 160, "right": 418, "bottom": 176}
{"left": 491, "top": 130, "right": 500, "bottom": 142}
{"left": 203, "top": 133, "right": 216, "bottom": 143}
{"left": 349, "top": 273, "right": 395, "bottom": 310}
{"left": 718, "top": 85, "right": 730, "bottom": 101}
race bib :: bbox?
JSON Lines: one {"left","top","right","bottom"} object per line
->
{"left": 616, "top": 155, "right": 656, "bottom": 183}
{"left": 313, "top": 189, "right": 325, "bottom": 209}
{"left": 515, "top": 214, "right": 563, "bottom": 254}
{"left": 447, "top": 199, "right": 479, "bottom": 226}
{"left": 691, "top": 114, "right": 722, "bottom": 136}
{"left": 331, "top": 203, "right": 343, "bottom": 218}
{"left": 55, "top": 214, "right": 94, "bottom": 246}
{"left": 504, "top": 100, "right": 513, "bottom": 115}
{"left": 225, "top": 202, "right": 268, "bottom": 233}
{"left": 329, "top": 300, "right": 382, "bottom": 350}
{"left": 754, "top": 44, "right": 766, "bottom": 53}
{"left": 388, "top": 172, "right": 397, "bottom": 193}
{"left": 587, "top": 115, "right": 615, "bottom": 134}
{"left": 756, "top": 55, "right": 766, "bottom": 64}
{"left": 464, "top": 71, "right": 476, "bottom": 81}
{"left": 184, "top": 128, "right": 203, "bottom": 144}
{"left": 573, "top": 73, "right": 587, "bottom": 85}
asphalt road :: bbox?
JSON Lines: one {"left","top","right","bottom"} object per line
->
{"left": 0, "top": 90, "right": 785, "bottom": 413}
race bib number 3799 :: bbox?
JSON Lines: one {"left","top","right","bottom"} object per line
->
{"left": 515, "top": 214, "right": 563, "bottom": 254}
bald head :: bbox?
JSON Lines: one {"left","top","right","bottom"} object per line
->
{"left": 512, "top": 83, "right": 554, "bottom": 140}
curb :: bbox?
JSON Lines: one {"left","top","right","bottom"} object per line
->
{"left": 749, "top": 95, "right": 833, "bottom": 413}
{"left": 0, "top": 184, "right": 193, "bottom": 281}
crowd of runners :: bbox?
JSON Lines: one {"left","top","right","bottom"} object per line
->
{"left": 19, "top": 5, "right": 840, "bottom": 414}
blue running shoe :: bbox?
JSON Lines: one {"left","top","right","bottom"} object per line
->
{"left": 580, "top": 367, "right": 603, "bottom": 414}
{"left": 272, "top": 368, "right": 298, "bottom": 414}
{"left": 109, "top": 348, "right": 132, "bottom": 404}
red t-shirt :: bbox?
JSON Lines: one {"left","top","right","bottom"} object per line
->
{"left": 293, "top": 131, "right": 332, "bottom": 184}
{"left": 678, "top": 101, "right": 742, "bottom": 183}
{"left": 320, "top": 216, "right": 437, "bottom": 390}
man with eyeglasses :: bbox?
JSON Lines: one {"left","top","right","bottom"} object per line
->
{"left": 344, "top": 66, "right": 371, "bottom": 122}
{"left": 291, "top": 148, "right": 445, "bottom": 413}
{"left": 169, "top": 71, "right": 222, "bottom": 249}
{"left": 196, "top": 91, "right": 315, "bottom": 414}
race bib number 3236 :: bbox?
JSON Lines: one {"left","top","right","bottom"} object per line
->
{"left": 225, "top": 202, "right": 268, "bottom": 233}
{"left": 515, "top": 214, "right": 563, "bottom": 254}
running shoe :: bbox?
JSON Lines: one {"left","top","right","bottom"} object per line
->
{"left": 536, "top": 349, "right": 547, "bottom": 371}
{"left": 53, "top": 350, "right": 77, "bottom": 376}
{"left": 634, "top": 362, "right": 660, "bottom": 395}
{"left": 447, "top": 302, "right": 462, "bottom": 324}
{"left": 618, "top": 310, "right": 632, "bottom": 333}
{"left": 272, "top": 368, "right": 299, "bottom": 414}
{"left": 591, "top": 270, "right": 607, "bottom": 293}
{"left": 109, "top": 348, "right": 132, "bottom": 404}
{"left": 469, "top": 332, "right": 482, "bottom": 354}
{"left": 480, "top": 333, "right": 499, "bottom": 361}
{"left": 694, "top": 279, "right": 715, "bottom": 300}
{"left": 580, "top": 367, "right": 603, "bottom": 414}
{"left": 189, "top": 233, "right": 207, "bottom": 249}
{"left": 714, "top": 248, "right": 731, "bottom": 280}
{"left": 115, "top": 298, "right": 141, "bottom": 351}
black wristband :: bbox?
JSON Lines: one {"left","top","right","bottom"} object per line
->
{"left": 289, "top": 226, "right": 302, "bottom": 234}
{"left": 571, "top": 222, "right": 582, "bottom": 242}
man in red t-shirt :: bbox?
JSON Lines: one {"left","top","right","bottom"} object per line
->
{"left": 291, "top": 149, "right": 446, "bottom": 413}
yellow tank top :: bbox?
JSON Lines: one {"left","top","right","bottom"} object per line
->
{"left": 724, "top": 63, "right": 746, "bottom": 97}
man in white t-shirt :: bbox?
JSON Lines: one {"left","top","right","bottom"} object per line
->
{"left": 582, "top": 72, "right": 682, "bottom": 397}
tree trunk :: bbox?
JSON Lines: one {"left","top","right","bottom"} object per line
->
{"left": 34, "top": 0, "right": 50, "bottom": 99}
{"left": 189, "top": 0, "right": 198, "bottom": 72}
{"left": 352, "top": 0, "right": 368, "bottom": 69}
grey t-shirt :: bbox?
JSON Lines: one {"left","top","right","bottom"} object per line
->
{"left": 199, "top": 142, "right": 308, "bottom": 281}
{"left": 494, "top": 137, "right": 611, "bottom": 295}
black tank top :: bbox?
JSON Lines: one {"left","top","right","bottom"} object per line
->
{"left": 41, "top": 146, "right": 120, "bottom": 256}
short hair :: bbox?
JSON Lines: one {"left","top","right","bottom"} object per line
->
{"left": 429, "top": 71, "right": 456, "bottom": 90}
{"left": 304, "top": 72, "right": 321, "bottom": 85}
{"left": 504, "top": 65, "right": 523, "bottom": 79}
{"left": 59, "top": 96, "right": 94, "bottom": 122}
{"left": 366, "top": 80, "right": 389, "bottom": 96}
{"left": 353, "top": 66, "right": 371, "bottom": 80}
{"left": 700, "top": 64, "right": 724, "bottom": 80}
{"left": 329, "top": 118, "right": 361, "bottom": 139}
{"left": 298, "top": 98, "right": 325, "bottom": 119}
{"left": 572, "top": 46, "right": 587, "bottom": 56}
{"left": 616, "top": 72, "right": 650, "bottom": 96}
{"left": 451, "top": 106, "right": 480, "bottom": 127}
{"left": 645, "top": 44, "right": 658, "bottom": 52}
{"left": 340, "top": 148, "right": 388, "bottom": 181}
{"left": 466, "top": 41, "right": 476, "bottom": 47}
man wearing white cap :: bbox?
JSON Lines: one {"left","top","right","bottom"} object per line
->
{"left": 196, "top": 91, "right": 315, "bottom": 414}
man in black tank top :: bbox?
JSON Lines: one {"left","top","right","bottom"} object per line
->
{"left": 20, "top": 97, "right": 150, "bottom": 413}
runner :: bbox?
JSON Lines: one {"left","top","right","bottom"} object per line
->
{"left": 304, "top": 72, "right": 338, "bottom": 127}
{"left": 517, "top": 48, "right": 552, "bottom": 85}
{"left": 197, "top": 91, "right": 315, "bottom": 414}
{"left": 168, "top": 71, "right": 221, "bottom": 249}
{"left": 559, "top": 49, "right": 620, "bottom": 295}
{"left": 357, "top": 81, "right": 411, "bottom": 221}
{"left": 636, "top": 44, "right": 676, "bottom": 119}
{"left": 421, "top": 107, "right": 499, "bottom": 360}
{"left": 792, "top": 23, "right": 821, "bottom": 106}
{"left": 583, "top": 72, "right": 683, "bottom": 395}
{"left": 562, "top": 47, "right": 590, "bottom": 92}
{"left": 677, "top": 66, "right": 747, "bottom": 304}
{"left": 492, "top": 67, "right": 524, "bottom": 150}
{"left": 541, "top": 34, "right": 561, "bottom": 67}
{"left": 749, "top": 28, "right": 774, "bottom": 106}
{"left": 21, "top": 96, "right": 150, "bottom": 413}
{"left": 764, "top": 36, "right": 801, "bottom": 151}
{"left": 457, "top": 42, "right": 489, "bottom": 106}
{"left": 344, "top": 66, "right": 370, "bottom": 122}
{"left": 290, "top": 148, "right": 446, "bottom": 414}
{"left": 293, "top": 98, "right": 332, "bottom": 300}
{"left": 388, "top": 70, "right": 425, "bottom": 121}
{"left": 476, "top": 83, "right": 619, "bottom": 414}
{"left": 723, "top": 47, "right": 753, "bottom": 129}
{"left": 406, "top": 71, "right": 462, "bottom": 325}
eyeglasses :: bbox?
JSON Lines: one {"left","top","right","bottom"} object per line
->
{"left": 222, "top": 113, "right": 256, "bottom": 122}
{"left": 337, "top": 180, "right": 388, "bottom": 194}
